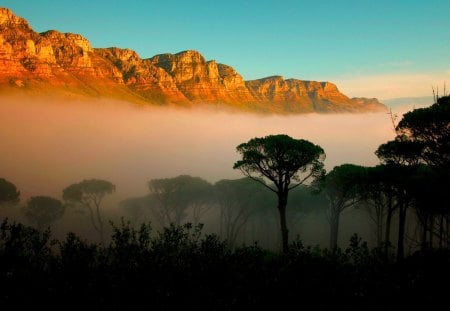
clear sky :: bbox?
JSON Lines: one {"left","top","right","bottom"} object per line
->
{"left": 2, "top": 0, "right": 449, "bottom": 99}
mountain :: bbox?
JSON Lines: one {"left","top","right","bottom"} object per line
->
{"left": 0, "top": 7, "right": 386, "bottom": 113}
{"left": 382, "top": 96, "right": 434, "bottom": 109}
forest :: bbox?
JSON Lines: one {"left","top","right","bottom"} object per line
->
{"left": 0, "top": 95, "right": 449, "bottom": 309}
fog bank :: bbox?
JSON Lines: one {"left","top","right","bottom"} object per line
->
{"left": 0, "top": 96, "right": 398, "bottom": 201}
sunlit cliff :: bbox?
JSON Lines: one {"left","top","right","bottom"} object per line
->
{"left": 0, "top": 7, "right": 386, "bottom": 113}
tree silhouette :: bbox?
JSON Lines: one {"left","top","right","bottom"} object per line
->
{"left": 376, "top": 142, "right": 419, "bottom": 261}
{"left": 286, "top": 185, "right": 328, "bottom": 233}
{"left": 396, "top": 95, "right": 450, "bottom": 167}
{"left": 0, "top": 178, "right": 20, "bottom": 206}
{"left": 376, "top": 136, "right": 423, "bottom": 166}
{"left": 63, "top": 179, "right": 115, "bottom": 243}
{"left": 148, "top": 175, "right": 213, "bottom": 227}
{"left": 233, "top": 134, "right": 325, "bottom": 253}
{"left": 214, "top": 178, "right": 270, "bottom": 249}
{"left": 374, "top": 95, "right": 450, "bottom": 259}
{"left": 396, "top": 95, "right": 450, "bottom": 251}
{"left": 24, "top": 196, "right": 65, "bottom": 231}
{"left": 362, "top": 165, "right": 398, "bottom": 253}
{"left": 318, "top": 164, "right": 367, "bottom": 251}
{"left": 411, "top": 165, "right": 448, "bottom": 250}
{"left": 119, "top": 194, "right": 154, "bottom": 226}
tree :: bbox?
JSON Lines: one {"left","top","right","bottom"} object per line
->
{"left": 396, "top": 95, "right": 450, "bottom": 167}
{"left": 376, "top": 141, "right": 419, "bottom": 261}
{"left": 374, "top": 95, "right": 450, "bottom": 259}
{"left": 119, "top": 194, "right": 154, "bottom": 226}
{"left": 375, "top": 135, "right": 424, "bottom": 166}
{"left": 362, "top": 165, "right": 398, "bottom": 252}
{"left": 251, "top": 185, "right": 327, "bottom": 250}
{"left": 184, "top": 177, "right": 215, "bottom": 226}
{"left": 233, "top": 134, "right": 325, "bottom": 253}
{"left": 214, "top": 178, "right": 270, "bottom": 249}
{"left": 63, "top": 179, "right": 115, "bottom": 242}
{"left": 394, "top": 95, "right": 450, "bottom": 252}
{"left": 287, "top": 185, "right": 328, "bottom": 231}
{"left": 319, "top": 164, "right": 367, "bottom": 251}
{"left": 148, "top": 175, "right": 213, "bottom": 227}
{"left": 0, "top": 178, "right": 20, "bottom": 206}
{"left": 24, "top": 196, "right": 65, "bottom": 231}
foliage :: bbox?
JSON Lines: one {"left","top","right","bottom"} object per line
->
{"left": 214, "top": 177, "right": 271, "bottom": 248}
{"left": 396, "top": 95, "right": 450, "bottom": 166}
{"left": 148, "top": 175, "right": 214, "bottom": 226}
{"left": 360, "top": 165, "right": 398, "bottom": 249}
{"left": 0, "top": 218, "right": 54, "bottom": 268}
{"left": 24, "top": 196, "right": 65, "bottom": 231}
{"left": 0, "top": 219, "right": 448, "bottom": 309}
{"left": 0, "top": 178, "right": 20, "bottom": 206}
{"left": 58, "top": 231, "right": 99, "bottom": 271}
{"left": 119, "top": 194, "right": 154, "bottom": 225}
{"left": 63, "top": 179, "right": 116, "bottom": 205}
{"left": 318, "top": 164, "right": 367, "bottom": 250}
{"left": 376, "top": 135, "right": 424, "bottom": 166}
{"left": 319, "top": 164, "right": 367, "bottom": 200}
{"left": 62, "top": 179, "right": 115, "bottom": 242}
{"left": 373, "top": 95, "right": 450, "bottom": 260}
{"left": 233, "top": 134, "right": 325, "bottom": 191}
{"left": 233, "top": 134, "right": 325, "bottom": 253}
{"left": 287, "top": 185, "right": 328, "bottom": 215}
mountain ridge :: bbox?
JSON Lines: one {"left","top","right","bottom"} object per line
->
{"left": 0, "top": 7, "right": 386, "bottom": 113}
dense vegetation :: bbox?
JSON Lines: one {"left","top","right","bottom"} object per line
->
{"left": 0, "top": 219, "right": 449, "bottom": 309}
{"left": 0, "top": 96, "right": 449, "bottom": 308}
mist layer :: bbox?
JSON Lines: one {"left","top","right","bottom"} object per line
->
{"left": 0, "top": 96, "right": 397, "bottom": 201}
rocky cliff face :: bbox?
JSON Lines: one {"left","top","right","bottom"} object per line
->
{"left": 246, "top": 77, "right": 383, "bottom": 112}
{"left": 0, "top": 7, "right": 46, "bottom": 78}
{"left": 96, "top": 48, "right": 189, "bottom": 104}
{"left": 0, "top": 7, "right": 386, "bottom": 113}
{"left": 149, "top": 50, "right": 254, "bottom": 104}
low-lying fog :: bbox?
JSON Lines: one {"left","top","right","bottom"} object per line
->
{"left": 1, "top": 95, "right": 419, "bottom": 246}
{"left": 1, "top": 95, "right": 404, "bottom": 200}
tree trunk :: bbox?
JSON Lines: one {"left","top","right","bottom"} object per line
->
{"left": 376, "top": 205, "right": 383, "bottom": 246}
{"left": 329, "top": 206, "right": 340, "bottom": 252}
{"left": 429, "top": 216, "right": 434, "bottom": 248}
{"left": 95, "top": 203, "right": 104, "bottom": 243}
{"left": 219, "top": 208, "right": 224, "bottom": 239}
{"left": 384, "top": 206, "right": 393, "bottom": 258}
{"left": 86, "top": 205, "right": 102, "bottom": 242}
{"left": 277, "top": 192, "right": 289, "bottom": 254}
{"left": 397, "top": 204, "right": 407, "bottom": 261}
{"left": 446, "top": 216, "right": 449, "bottom": 248}
{"left": 421, "top": 213, "right": 428, "bottom": 251}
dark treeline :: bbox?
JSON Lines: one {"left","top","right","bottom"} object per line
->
{"left": 1, "top": 219, "right": 450, "bottom": 309}
{"left": 0, "top": 95, "right": 449, "bottom": 308}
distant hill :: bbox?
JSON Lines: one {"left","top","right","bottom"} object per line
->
{"left": 381, "top": 96, "right": 435, "bottom": 116}
{"left": 382, "top": 96, "right": 434, "bottom": 110}
{"left": 0, "top": 7, "right": 386, "bottom": 114}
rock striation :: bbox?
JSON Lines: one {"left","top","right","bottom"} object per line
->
{"left": 149, "top": 50, "right": 255, "bottom": 105}
{"left": 0, "top": 7, "right": 386, "bottom": 113}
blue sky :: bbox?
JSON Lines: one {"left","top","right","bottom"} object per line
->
{"left": 2, "top": 0, "right": 449, "bottom": 99}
